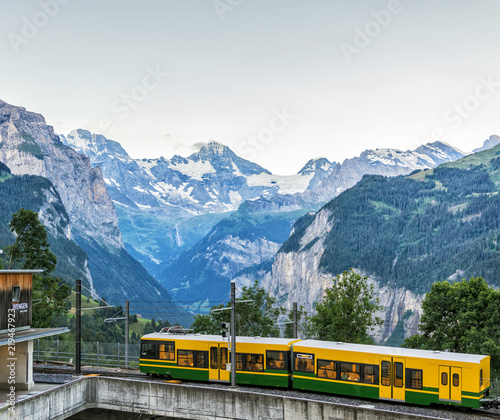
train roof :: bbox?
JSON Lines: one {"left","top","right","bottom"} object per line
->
{"left": 294, "top": 340, "right": 488, "bottom": 364}
{"left": 141, "top": 334, "right": 488, "bottom": 363}
{"left": 142, "top": 333, "right": 296, "bottom": 346}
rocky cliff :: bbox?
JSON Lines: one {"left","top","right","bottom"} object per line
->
{"left": 0, "top": 101, "right": 123, "bottom": 249}
{"left": 260, "top": 207, "right": 423, "bottom": 343}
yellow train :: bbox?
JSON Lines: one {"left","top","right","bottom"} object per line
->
{"left": 140, "top": 332, "right": 491, "bottom": 409}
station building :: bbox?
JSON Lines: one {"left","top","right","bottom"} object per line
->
{"left": 0, "top": 270, "right": 69, "bottom": 390}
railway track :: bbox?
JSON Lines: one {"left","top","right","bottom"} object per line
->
{"left": 34, "top": 365, "right": 500, "bottom": 419}
{"left": 34, "top": 365, "right": 145, "bottom": 379}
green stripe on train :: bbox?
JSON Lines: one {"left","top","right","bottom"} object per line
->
{"left": 140, "top": 364, "right": 209, "bottom": 381}
{"left": 463, "top": 388, "right": 488, "bottom": 398}
{"left": 401, "top": 390, "right": 481, "bottom": 408}
{"left": 264, "top": 369, "right": 289, "bottom": 375}
{"left": 292, "top": 376, "right": 379, "bottom": 399}
{"left": 460, "top": 397, "right": 481, "bottom": 409}
{"left": 404, "top": 390, "right": 438, "bottom": 406}
{"left": 235, "top": 372, "right": 290, "bottom": 387}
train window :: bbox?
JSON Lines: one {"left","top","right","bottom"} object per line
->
{"left": 12, "top": 286, "right": 21, "bottom": 303}
{"left": 340, "top": 362, "right": 361, "bottom": 382}
{"left": 406, "top": 369, "right": 422, "bottom": 390}
{"left": 394, "top": 362, "right": 403, "bottom": 388}
{"left": 294, "top": 353, "right": 314, "bottom": 373}
{"left": 210, "top": 348, "right": 218, "bottom": 369}
{"left": 453, "top": 373, "right": 459, "bottom": 387}
{"left": 266, "top": 351, "right": 286, "bottom": 370}
{"left": 381, "top": 361, "right": 391, "bottom": 386}
{"left": 363, "top": 365, "right": 376, "bottom": 384}
{"left": 141, "top": 341, "right": 156, "bottom": 358}
{"left": 178, "top": 350, "right": 195, "bottom": 366}
{"left": 317, "top": 360, "right": 337, "bottom": 379}
{"left": 178, "top": 350, "right": 207, "bottom": 368}
{"left": 480, "top": 369, "right": 483, "bottom": 386}
{"left": 236, "top": 354, "right": 244, "bottom": 370}
{"left": 159, "top": 343, "right": 175, "bottom": 360}
{"left": 441, "top": 372, "right": 448, "bottom": 386}
{"left": 221, "top": 348, "right": 228, "bottom": 370}
{"left": 245, "top": 354, "right": 264, "bottom": 372}
{"left": 196, "top": 351, "right": 207, "bottom": 368}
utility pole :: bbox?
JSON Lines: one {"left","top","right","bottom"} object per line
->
{"left": 231, "top": 281, "right": 236, "bottom": 388}
{"left": 76, "top": 279, "right": 81, "bottom": 375}
{"left": 293, "top": 301, "right": 298, "bottom": 339}
{"left": 125, "top": 300, "right": 129, "bottom": 368}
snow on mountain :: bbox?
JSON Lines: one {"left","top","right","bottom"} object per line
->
{"left": 362, "top": 148, "right": 434, "bottom": 167}
{"left": 362, "top": 142, "right": 464, "bottom": 169}
{"left": 246, "top": 172, "right": 313, "bottom": 195}
{"left": 63, "top": 134, "right": 332, "bottom": 215}
{"left": 319, "top": 141, "right": 466, "bottom": 201}
{"left": 414, "top": 141, "right": 465, "bottom": 165}
{"left": 299, "top": 157, "right": 334, "bottom": 175}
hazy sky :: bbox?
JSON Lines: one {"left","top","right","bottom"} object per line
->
{"left": 1, "top": 0, "right": 499, "bottom": 174}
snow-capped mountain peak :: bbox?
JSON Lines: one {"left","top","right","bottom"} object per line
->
{"left": 62, "top": 129, "right": 131, "bottom": 164}
{"left": 298, "top": 157, "right": 336, "bottom": 175}
{"left": 357, "top": 141, "right": 465, "bottom": 169}
{"left": 414, "top": 141, "right": 465, "bottom": 165}
{"left": 195, "top": 141, "right": 228, "bottom": 157}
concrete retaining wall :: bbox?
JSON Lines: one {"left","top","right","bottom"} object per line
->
{"left": 0, "top": 377, "right": 443, "bottom": 420}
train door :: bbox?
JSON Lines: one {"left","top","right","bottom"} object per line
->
{"left": 209, "top": 342, "right": 230, "bottom": 382}
{"left": 439, "top": 366, "right": 462, "bottom": 403}
{"left": 379, "top": 357, "right": 406, "bottom": 402}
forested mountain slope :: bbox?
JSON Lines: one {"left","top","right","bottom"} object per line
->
{"left": 265, "top": 144, "right": 500, "bottom": 342}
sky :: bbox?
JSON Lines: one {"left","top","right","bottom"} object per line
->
{"left": 1, "top": 0, "right": 500, "bottom": 175}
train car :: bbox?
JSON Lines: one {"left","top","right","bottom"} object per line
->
{"left": 291, "top": 340, "right": 490, "bottom": 408}
{"left": 140, "top": 332, "right": 299, "bottom": 388}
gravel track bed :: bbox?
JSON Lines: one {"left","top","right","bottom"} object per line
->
{"left": 33, "top": 364, "right": 500, "bottom": 419}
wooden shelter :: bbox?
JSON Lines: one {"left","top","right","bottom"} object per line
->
{"left": 0, "top": 270, "right": 69, "bottom": 390}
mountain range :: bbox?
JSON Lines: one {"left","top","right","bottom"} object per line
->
{"left": 59, "top": 125, "right": 479, "bottom": 312}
